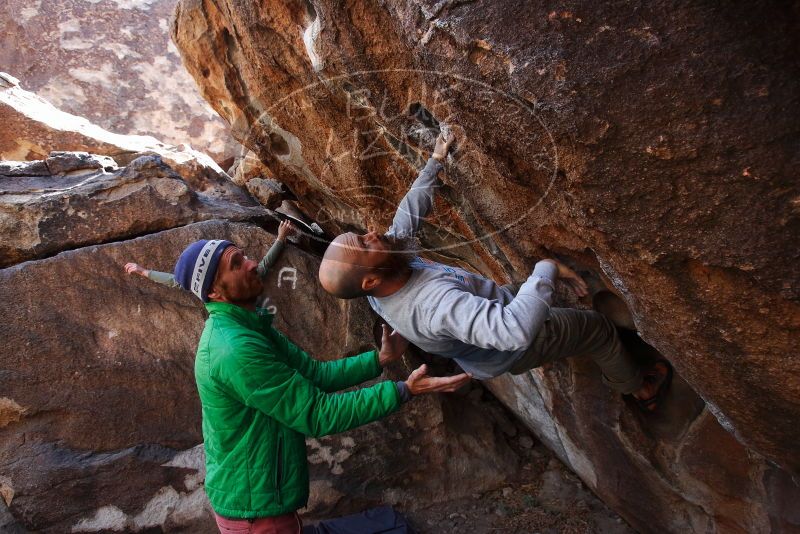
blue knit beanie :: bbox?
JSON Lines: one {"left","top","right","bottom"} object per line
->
{"left": 174, "top": 239, "right": 234, "bottom": 302}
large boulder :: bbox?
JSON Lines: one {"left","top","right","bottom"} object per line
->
{"left": 0, "top": 151, "right": 265, "bottom": 267}
{"left": 0, "top": 0, "right": 232, "bottom": 164}
{"left": 0, "top": 220, "right": 519, "bottom": 533}
{"left": 171, "top": 1, "right": 800, "bottom": 531}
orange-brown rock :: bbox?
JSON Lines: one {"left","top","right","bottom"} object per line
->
{"left": 172, "top": 1, "right": 800, "bottom": 531}
{"left": 0, "top": 77, "right": 268, "bottom": 267}
{"left": 227, "top": 150, "right": 289, "bottom": 209}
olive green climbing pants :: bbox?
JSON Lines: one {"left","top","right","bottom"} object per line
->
{"left": 509, "top": 308, "right": 643, "bottom": 394}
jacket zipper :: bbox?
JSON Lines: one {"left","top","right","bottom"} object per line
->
{"left": 275, "top": 434, "right": 283, "bottom": 506}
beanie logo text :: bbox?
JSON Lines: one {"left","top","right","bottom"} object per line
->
{"left": 191, "top": 240, "right": 226, "bottom": 300}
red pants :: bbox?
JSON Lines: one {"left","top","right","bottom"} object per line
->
{"left": 214, "top": 512, "right": 302, "bottom": 534}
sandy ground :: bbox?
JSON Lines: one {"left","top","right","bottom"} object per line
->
{"left": 402, "top": 436, "right": 634, "bottom": 534}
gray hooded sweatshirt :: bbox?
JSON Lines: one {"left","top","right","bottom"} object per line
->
{"left": 368, "top": 158, "right": 558, "bottom": 379}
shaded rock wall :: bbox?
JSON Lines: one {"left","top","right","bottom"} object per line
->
{"left": 171, "top": 1, "right": 800, "bottom": 532}
{"left": 0, "top": 220, "right": 520, "bottom": 533}
{"left": 0, "top": 0, "right": 233, "bottom": 164}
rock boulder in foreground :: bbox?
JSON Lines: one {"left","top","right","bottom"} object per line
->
{"left": 0, "top": 220, "right": 519, "bottom": 533}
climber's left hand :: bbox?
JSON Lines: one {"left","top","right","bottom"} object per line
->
{"left": 543, "top": 259, "right": 589, "bottom": 298}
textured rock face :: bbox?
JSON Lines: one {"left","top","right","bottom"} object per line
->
{"left": 227, "top": 150, "right": 290, "bottom": 209}
{"left": 172, "top": 1, "right": 800, "bottom": 532}
{"left": 0, "top": 0, "right": 233, "bottom": 164}
{"left": 0, "top": 220, "right": 519, "bottom": 533}
{"left": 0, "top": 152, "right": 265, "bottom": 267}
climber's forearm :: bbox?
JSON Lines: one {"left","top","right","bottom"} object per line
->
{"left": 386, "top": 157, "right": 443, "bottom": 238}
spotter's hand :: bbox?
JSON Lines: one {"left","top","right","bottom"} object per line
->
{"left": 405, "top": 364, "right": 472, "bottom": 395}
{"left": 124, "top": 263, "right": 148, "bottom": 277}
{"left": 277, "top": 220, "right": 297, "bottom": 241}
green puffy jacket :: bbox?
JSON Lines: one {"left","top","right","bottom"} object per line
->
{"left": 195, "top": 301, "right": 402, "bottom": 518}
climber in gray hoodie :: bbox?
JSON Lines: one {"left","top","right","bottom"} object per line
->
{"left": 318, "top": 133, "right": 671, "bottom": 410}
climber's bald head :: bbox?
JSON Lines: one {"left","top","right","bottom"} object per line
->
{"left": 319, "top": 231, "right": 414, "bottom": 299}
{"left": 319, "top": 233, "right": 371, "bottom": 299}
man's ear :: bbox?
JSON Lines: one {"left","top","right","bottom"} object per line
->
{"left": 207, "top": 279, "right": 224, "bottom": 301}
{"left": 207, "top": 287, "right": 221, "bottom": 301}
{"left": 362, "top": 273, "right": 382, "bottom": 292}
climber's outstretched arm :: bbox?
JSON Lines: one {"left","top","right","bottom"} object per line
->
{"left": 386, "top": 133, "right": 453, "bottom": 239}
